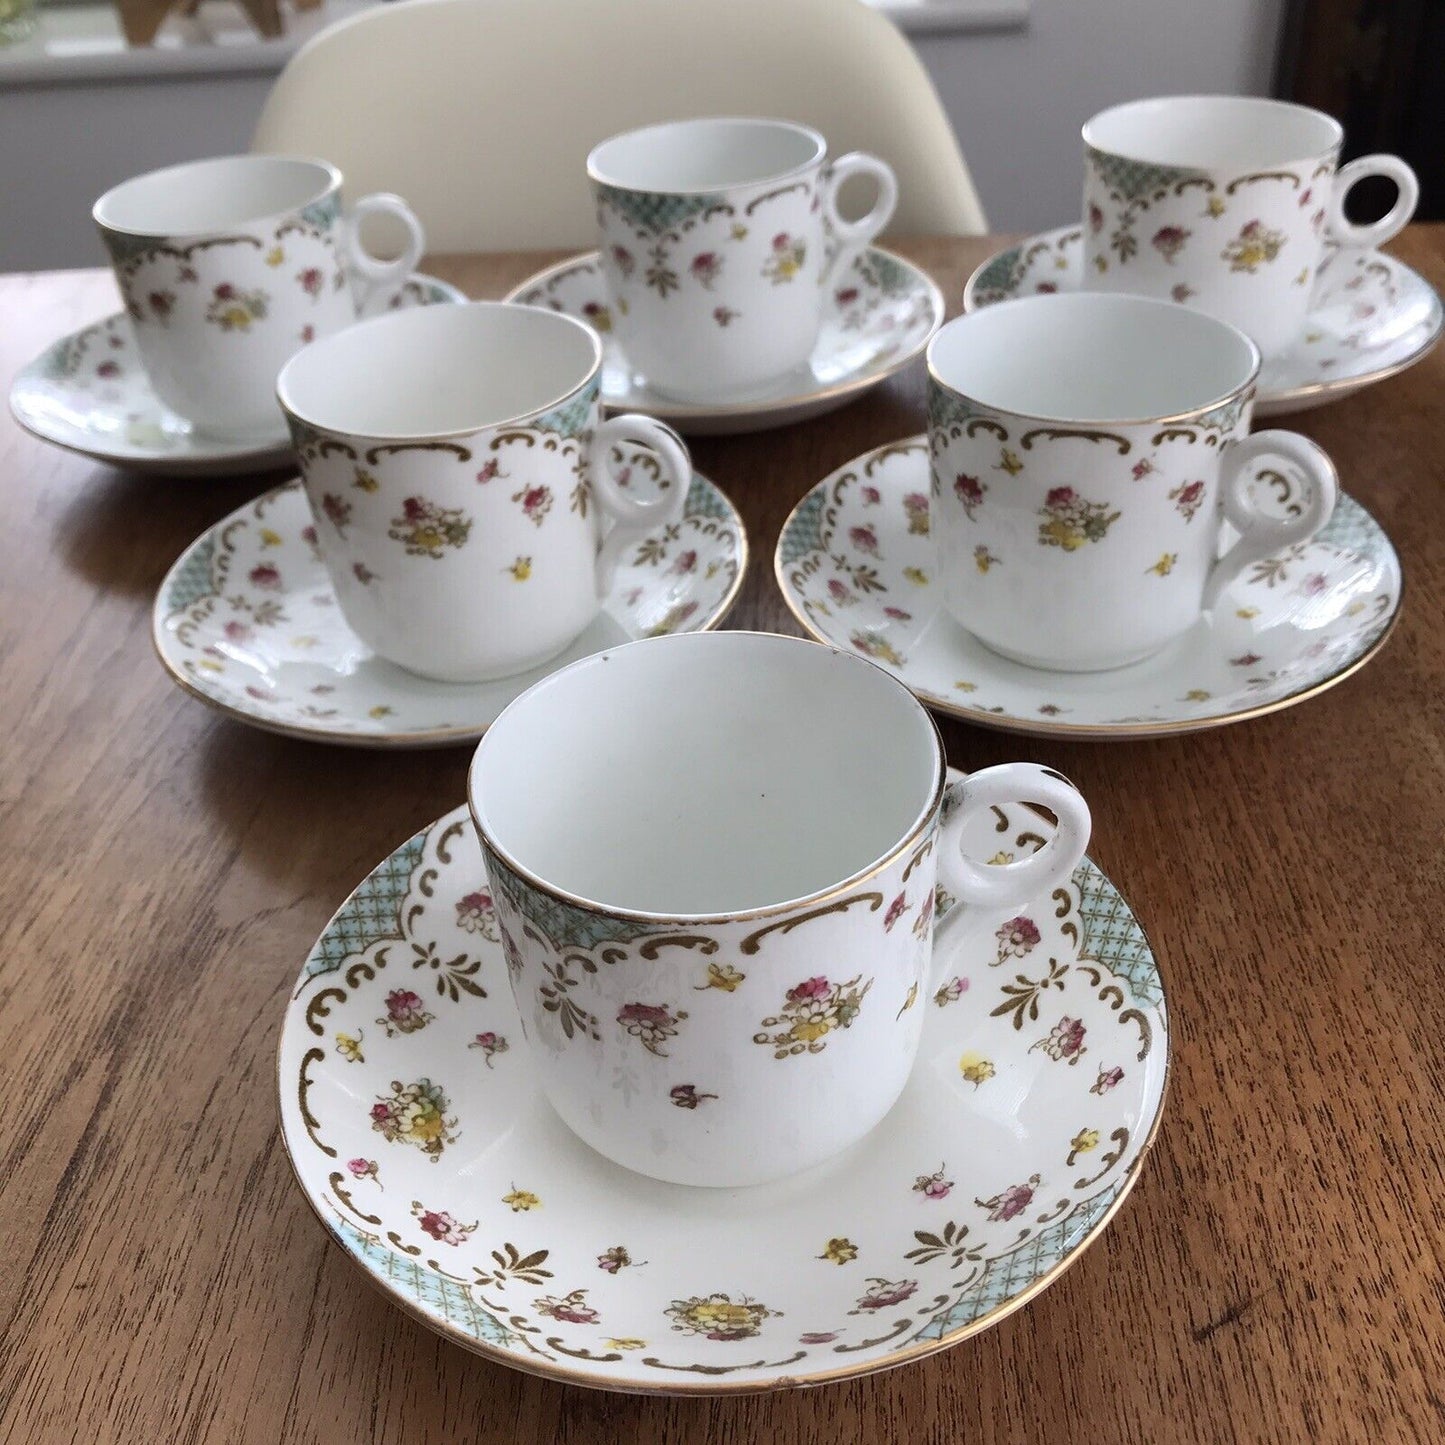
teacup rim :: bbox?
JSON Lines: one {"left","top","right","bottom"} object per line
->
{"left": 1081, "top": 93, "right": 1344, "bottom": 171}
{"left": 926, "top": 293, "right": 1262, "bottom": 428}
{"left": 468, "top": 631, "right": 949, "bottom": 927}
{"left": 275, "top": 300, "right": 605, "bottom": 443}
{"left": 92, "top": 153, "right": 343, "bottom": 241}
{"left": 586, "top": 115, "right": 828, "bottom": 197}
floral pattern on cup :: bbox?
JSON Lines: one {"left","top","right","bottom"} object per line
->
{"left": 666, "top": 1294, "right": 779, "bottom": 1341}
{"left": 205, "top": 284, "right": 270, "bottom": 332}
{"left": 377, "top": 988, "right": 433, "bottom": 1037}
{"left": 1037, "top": 488, "right": 1121, "bottom": 551}
{"left": 1222, "top": 220, "right": 1288, "bottom": 274}
{"left": 753, "top": 975, "right": 873, "bottom": 1059}
{"left": 370, "top": 1078, "right": 459, "bottom": 1160}
{"left": 616, "top": 1002, "right": 688, "bottom": 1058}
{"left": 387, "top": 497, "right": 472, "bottom": 558}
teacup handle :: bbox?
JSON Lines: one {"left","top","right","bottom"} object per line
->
{"left": 345, "top": 193, "right": 427, "bottom": 313}
{"left": 931, "top": 764, "right": 1092, "bottom": 958}
{"left": 589, "top": 414, "right": 691, "bottom": 593}
{"left": 821, "top": 153, "right": 898, "bottom": 276}
{"left": 1326, "top": 155, "right": 1419, "bottom": 251}
{"left": 1202, "top": 430, "right": 1339, "bottom": 611}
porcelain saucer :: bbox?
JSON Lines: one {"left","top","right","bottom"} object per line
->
{"left": 277, "top": 773, "right": 1168, "bottom": 1393}
{"left": 504, "top": 247, "right": 943, "bottom": 435}
{"left": 776, "top": 438, "right": 1401, "bottom": 740}
{"left": 963, "top": 226, "right": 1442, "bottom": 416}
{"left": 154, "top": 469, "right": 746, "bottom": 747}
{"left": 10, "top": 273, "right": 468, "bottom": 478}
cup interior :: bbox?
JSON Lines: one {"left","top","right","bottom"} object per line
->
{"left": 930, "top": 294, "right": 1258, "bottom": 421}
{"left": 1083, "top": 95, "right": 1341, "bottom": 171}
{"left": 276, "top": 302, "right": 600, "bottom": 438}
{"left": 588, "top": 117, "right": 825, "bottom": 193}
{"left": 93, "top": 155, "right": 336, "bottom": 236}
{"left": 471, "top": 633, "right": 942, "bottom": 916}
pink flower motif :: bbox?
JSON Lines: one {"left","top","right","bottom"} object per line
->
{"left": 223, "top": 620, "right": 254, "bottom": 643}
{"left": 179, "top": 265, "right": 198, "bottom": 283}
{"left": 712, "top": 306, "right": 739, "bottom": 327}
{"left": 1035, "top": 282, "right": 1058, "bottom": 294}
{"left": 520, "top": 485, "right": 549, "bottom": 517}
{"left": 855, "top": 1278, "right": 917, "bottom": 1311}
{"left": 1034, "top": 1015, "right": 1087, "bottom": 1064}
{"left": 476, "top": 459, "right": 502, "bottom": 484}
{"left": 596, "top": 1246, "right": 632, "bottom": 1274}
{"left": 1151, "top": 225, "right": 1191, "bottom": 263}
{"left": 416, "top": 1209, "right": 473, "bottom": 1246}
{"left": 690, "top": 252, "right": 722, "bottom": 287}
{"left": 995, "top": 915, "right": 1041, "bottom": 958}
{"left": 670, "top": 549, "right": 698, "bottom": 575}
{"left": 1231, "top": 652, "right": 1262, "bottom": 667}
{"left": 1045, "top": 486, "right": 1076, "bottom": 509}
{"left": 800, "top": 1331, "right": 839, "bottom": 1344}
{"left": 301, "top": 525, "right": 318, "bottom": 546}
{"left": 1177, "top": 480, "right": 1204, "bottom": 506}
{"left": 297, "top": 267, "right": 324, "bottom": 297}
{"left": 954, "top": 473, "right": 984, "bottom": 506}
{"left": 97, "top": 359, "right": 121, "bottom": 379}
{"left": 248, "top": 564, "right": 281, "bottom": 590}
{"left": 835, "top": 287, "right": 860, "bottom": 306}
{"left": 1131, "top": 459, "right": 1156, "bottom": 481}
{"left": 670, "top": 1083, "right": 717, "bottom": 1109}
{"left": 861, "top": 486, "right": 881, "bottom": 506}
{"left": 370, "top": 1102, "right": 391, "bottom": 1122}
{"left": 1092, "top": 1065, "right": 1124, "bottom": 1094}
{"left": 542, "top": 1296, "right": 599, "bottom": 1325}
{"left": 883, "top": 607, "right": 912, "bottom": 621}
{"left": 883, "top": 892, "right": 908, "bottom": 932}
{"left": 214, "top": 283, "right": 235, "bottom": 300}
{"left": 828, "top": 579, "right": 854, "bottom": 604}
{"left": 978, "top": 1174, "right": 1039, "bottom": 1222}
{"left": 611, "top": 245, "right": 635, "bottom": 277}
{"left": 773, "top": 232, "right": 791, "bottom": 251}
{"left": 786, "top": 976, "right": 831, "bottom": 1003}
{"left": 346, "top": 1157, "right": 378, "bottom": 1182}
{"left": 914, "top": 1166, "right": 954, "bottom": 1200}
{"left": 1089, "top": 203, "right": 1104, "bottom": 234}
{"left": 352, "top": 561, "right": 376, "bottom": 585}
{"left": 849, "top": 524, "right": 879, "bottom": 556}
{"left": 379, "top": 988, "right": 431, "bottom": 1035}
{"left": 1172, "top": 282, "right": 1196, "bottom": 303}
{"left": 300, "top": 325, "right": 315, "bottom": 344}
{"left": 1301, "top": 572, "right": 1328, "bottom": 596}
{"left": 617, "top": 1002, "right": 670, "bottom": 1027}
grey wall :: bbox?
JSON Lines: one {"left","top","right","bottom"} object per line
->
{"left": 915, "top": 0, "right": 1289, "bottom": 232}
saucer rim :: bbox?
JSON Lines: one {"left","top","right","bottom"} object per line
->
{"left": 275, "top": 787, "right": 1172, "bottom": 1394}
{"left": 9, "top": 272, "right": 471, "bottom": 476}
{"left": 150, "top": 473, "right": 749, "bottom": 748}
{"left": 773, "top": 435, "right": 1405, "bottom": 741}
{"left": 960, "top": 226, "right": 1444, "bottom": 411}
{"left": 501, "top": 245, "right": 945, "bottom": 423}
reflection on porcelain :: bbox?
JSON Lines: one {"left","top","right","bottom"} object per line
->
{"left": 276, "top": 303, "right": 692, "bottom": 683}
{"left": 277, "top": 777, "right": 1168, "bottom": 1391}
{"left": 964, "top": 225, "right": 1442, "bottom": 415}
{"left": 506, "top": 247, "right": 942, "bottom": 435}
{"left": 8, "top": 275, "right": 467, "bottom": 477}
{"left": 1079, "top": 96, "right": 1419, "bottom": 359}
{"left": 587, "top": 118, "right": 897, "bottom": 401}
{"left": 468, "top": 632, "right": 1090, "bottom": 1188}
{"left": 92, "top": 155, "right": 425, "bottom": 438}
{"left": 926, "top": 295, "right": 1338, "bottom": 672}
{"left": 776, "top": 437, "right": 1401, "bottom": 738}
{"left": 152, "top": 466, "right": 745, "bottom": 746}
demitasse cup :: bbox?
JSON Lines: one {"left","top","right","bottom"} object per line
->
{"left": 468, "top": 630, "right": 1092, "bottom": 1187}
{"left": 276, "top": 302, "right": 690, "bottom": 683}
{"left": 94, "top": 155, "right": 425, "bottom": 438}
{"left": 589, "top": 117, "right": 898, "bottom": 400}
{"left": 1082, "top": 95, "right": 1419, "bottom": 359}
{"left": 927, "top": 294, "right": 1339, "bottom": 671}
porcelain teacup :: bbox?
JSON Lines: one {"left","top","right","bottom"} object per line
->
{"left": 468, "top": 630, "right": 1092, "bottom": 1187}
{"left": 93, "top": 155, "right": 425, "bottom": 439}
{"left": 1081, "top": 94, "right": 1419, "bottom": 359}
{"left": 927, "top": 293, "right": 1339, "bottom": 672}
{"left": 588, "top": 117, "right": 898, "bottom": 401}
{"left": 276, "top": 302, "right": 690, "bottom": 683}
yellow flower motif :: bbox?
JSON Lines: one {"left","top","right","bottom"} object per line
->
{"left": 507, "top": 556, "right": 532, "bottom": 581}
{"left": 1293, "top": 267, "right": 1310, "bottom": 286}
{"left": 1183, "top": 689, "right": 1211, "bottom": 702}
{"left": 974, "top": 545, "right": 1000, "bottom": 573}
{"left": 987, "top": 851, "right": 1014, "bottom": 866}
{"left": 265, "top": 246, "right": 285, "bottom": 267}
{"left": 1071, "top": 1128, "right": 1100, "bottom": 1155}
{"left": 818, "top": 1237, "right": 858, "bottom": 1265}
{"left": 902, "top": 566, "right": 930, "bottom": 586}
{"left": 259, "top": 527, "right": 282, "bottom": 547}
{"left": 705, "top": 561, "right": 720, "bottom": 579}
{"left": 791, "top": 1018, "right": 831, "bottom": 1043}
{"left": 1146, "top": 552, "right": 1177, "bottom": 576}
{"left": 954, "top": 681, "right": 978, "bottom": 693}
{"left": 335, "top": 1032, "right": 364, "bottom": 1063}
{"left": 502, "top": 1188, "right": 540, "bottom": 1212}
{"left": 606, "top": 1338, "right": 647, "bottom": 1351}
{"left": 1345, "top": 600, "right": 1365, "bottom": 617}
{"left": 996, "top": 448, "right": 1023, "bottom": 476}
{"left": 1093, "top": 255, "right": 1108, "bottom": 273}
{"left": 1040, "top": 517, "right": 1085, "bottom": 551}
{"left": 1204, "top": 195, "right": 1227, "bottom": 218}
{"left": 1235, "top": 606, "right": 1260, "bottom": 619}
{"left": 698, "top": 962, "right": 746, "bottom": 992}
{"left": 353, "top": 468, "right": 380, "bottom": 493}
{"left": 895, "top": 982, "right": 919, "bottom": 1019}
{"left": 220, "top": 306, "right": 252, "bottom": 331}
{"left": 1303, "top": 331, "right": 1323, "bottom": 345}
{"left": 959, "top": 1052, "right": 995, "bottom": 1087}
{"left": 368, "top": 705, "right": 393, "bottom": 719}
{"left": 731, "top": 224, "right": 749, "bottom": 240}
{"left": 198, "top": 659, "right": 223, "bottom": 673}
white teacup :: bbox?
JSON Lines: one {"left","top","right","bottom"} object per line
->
{"left": 927, "top": 293, "right": 1339, "bottom": 671}
{"left": 589, "top": 117, "right": 898, "bottom": 401}
{"left": 94, "top": 155, "right": 425, "bottom": 438}
{"left": 1082, "top": 95, "right": 1419, "bottom": 359}
{"left": 276, "top": 302, "right": 690, "bottom": 683}
{"left": 469, "top": 630, "right": 1092, "bottom": 1187}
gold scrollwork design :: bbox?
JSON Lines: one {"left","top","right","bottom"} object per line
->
{"left": 830, "top": 1318, "right": 915, "bottom": 1353}
{"left": 305, "top": 986, "right": 347, "bottom": 1037}
{"left": 1119, "top": 1006, "right": 1152, "bottom": 1060}
{"left": 416, "top": 868, "right": 438, "bottom": 901}
{"left": 744, "top": 182, "right": 809, "bottom": 215}
{"left": 435, "top": 819, "right": 466, "bottom": 864}
{"left": 636, "top": 934, "right": 721, "bottom": 960}
{"left": 1074, "top": 1126, "right": 1130, "bottom": 1188}
{"left": 641, "top": 1351, "right": 808, "bottom": 1376}
{"left": 1020, "top": 428, "right": 1132, "bottom": 455}
{"left": 1153, "top": 427, "right": 1200, "bottom": 447}
{"left": 1015, "top": 831, "right": 1048, "bottom": 853}
{"left": 964, "top": 418, "right": 1009, "bottom": 441}
{"left": 1034, "top": 1197, "right": 1073, "bottom": 1225}
{"left": 297, "top": 1048, "right": 335, "bottom": 1157}
{"left": 1256, "top": 468, "right": 1303, "bottom": 517}
{"left": 1225, "top": 170, "right": 1302, "bottom": 194}
{"left": 345, "top": 952, "right": 384, "bottom": 991}
{"left": 1052, "top": 887, "right": 1073, "bottom": 921}
{"left": 386, "top": 1230, "right": 421, "bottom": 1256}
{"left": 364, "top": 441, "right": 473, "bottom": 464}
{"left": 901, "top": 836, "right": 935, "bottom": 884}
{"left": 740, "top": 892, "right": 883, "bottom": 954}
{"left": 329, "top": 1173, "right": 382, "bottom": 1225}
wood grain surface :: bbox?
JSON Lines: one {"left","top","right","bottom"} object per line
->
{"left": 1, "top": 234, "right": 1442, "bottom": 1444}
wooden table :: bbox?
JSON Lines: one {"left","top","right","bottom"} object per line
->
{"left": 2, "top": 233, "right": 1442, "bottom": 1444}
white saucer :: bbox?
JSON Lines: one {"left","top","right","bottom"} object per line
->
{"left": 963, "top": 226, "right": 1442, "bottom": 416}
{"left": 10, "top": 273, "right": 468, "bottom": 477}
{"left": 278, "top": 774, "right": 1168, "bottom": 1393}
{"left": 154, "top": 470, "right": 746, "bottom": 747}
{"left": 776, "top": 437, "right": 1402, "bottom": 740}
{"left": 504, "top": 247, "right": 943, "bottom": 435}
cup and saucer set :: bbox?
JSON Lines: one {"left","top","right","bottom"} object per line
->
{"left": 16, "top": 102, "right": 1424, "bottom": 1391}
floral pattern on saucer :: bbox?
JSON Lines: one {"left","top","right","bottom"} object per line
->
{"left": 504, "top": 247, "right": 943, "bottom": 436}
{"left": 9, "top": 274, "right": 467, "bottom": 478}
{"left": 962, "top": 226, "right": 1442, "bottom": 416}
{"left": 278, "top": 779, "right": 1168, "bottom": 1393}
{"left": 776, "top": 438, "right": 1401, "bottom": 739}
{"left": 154, "top": 467, "right": 745, "bottom": 747}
